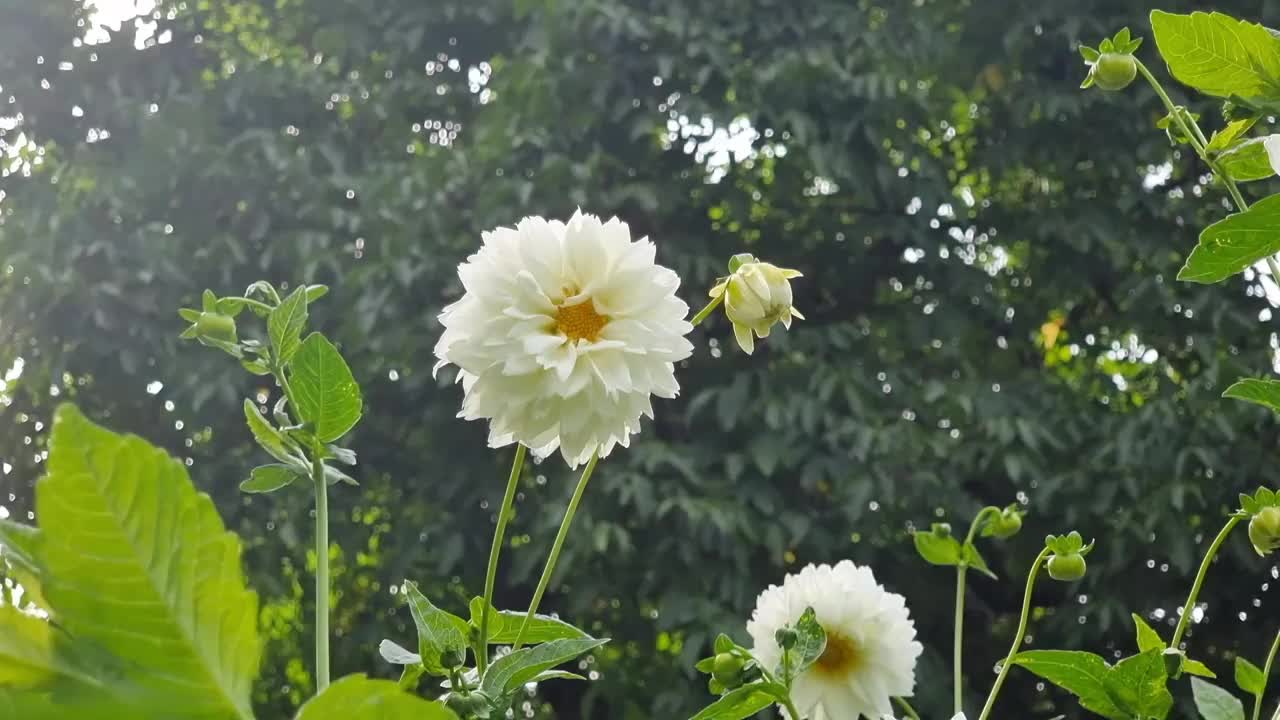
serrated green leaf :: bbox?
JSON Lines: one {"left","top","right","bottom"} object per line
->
{"left": 1012, "top": 650, "right": 1126, "bottom": 720}
{"left": 1219, "top": 137, "right": 1276, "bottom": 183}
{"left": 289, "top": 333, "right": 362, "bottom": 443}
{"left": 243, "top": 399, "right": 305, "bottom": 466}
{"left": 36, "top": 404, "right": 260, "bottom": 720}
{"left": 1132, "top": 614, "right": 1165, "bottom": 652}
{"left": 1192, "top": 677, "right": 1246, "bottom": 720}
{"left": 295, "top": 674, "right": 459, "bottom": 720}
{"left": 1150, "top": 11, "right": 1280, "bottom": 99}
{"left": 403, "top": 582, "right": 467, "bottom": 676}
{"left": 1179, "top": 195, "right": 1280, "bottom": 284}
{"left": 240, "top": 464, "right": 304, "bottom": 494}
{"left": 479, "top": 637, "right": 608, "bottom": 700}
{"left": 1104, "top": 650, "right": 1172, "bottom": 720}
{"left": 268, "top": 286, "right": 309, "bottom": 364}
{"left": 913, "top": 530, "right": 963, "bottom": 566}
{"left": 1223, "top": 379, "right": 1280, "bottom": 414}
{"left": 1235, "top": 657, "right": 1265, "bottom": 695}
{"left": 689, "top": 683, "right": 783, "bottom": 720}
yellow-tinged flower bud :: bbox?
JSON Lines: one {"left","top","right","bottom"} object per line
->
{"left": 1249, "top": 506, "right": 1280, "bottom": 557}
{"left": 709, "top": 258, "right": 804, "bottom": 354}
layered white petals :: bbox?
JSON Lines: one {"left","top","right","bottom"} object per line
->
{"left": 1265, "top": 134, "right": 1280, "bottom": 177}
{"left": 747, "top": 561, "right": 923, "bottom": 720}
{"left": 434, "top": 211, "right": 693, "bottom": 467}
{"left": 711, "top": 259, "right": 803, "bottom": 354}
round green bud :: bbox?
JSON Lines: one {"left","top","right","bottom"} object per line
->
{"left": 1162, "top": 648, "right": 1185, "bottom": 678}
{"left": 712, "top": 652, "right": 744, "bottom": 679}
{"left": 775, "top": 627, "right": 799, "bottom": 650}
{"left": 989, "top": 508, "right": 1023, "bottom": 539}
{"left": 1093, "top": 53, "right": 1137, "bottom": 91}
{"left": 446, "top": 691, "right": 490, "bottom": 718}
{"left": 1249, "top": 506, "right": 1280, "bottom": 557}
{"left": 1047, "top": 552, "right": 1087, "bottom": 581}
{"left": 440, "top": 648, "right": 465, "bottom": 669}
{"left": 195, "top": 312, "right": 238, "bottom": 343}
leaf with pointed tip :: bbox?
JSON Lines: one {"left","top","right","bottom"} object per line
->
{"left": 268, "top": 286, "right": 309, "bottom": 364}
{"left": 289, "top": 333, "right": 363, "bottom": 443}
{"left": 1132, "top": 614, "right": 1164, "bottom": 652}
{"left": 403, "top": 582, "right": 467, "bottom": 676}
{"left": 1192, "top": 677, "right": 1246, "bottom": 720}
{"left": 1150, "top": 11, "right": 1280, "bottom": 99}
{"left": 1012, "top": 650, "right": 1125, "bottom": 720}
{"left": 1223, "top": 379, "right": 1280, "bottom": 414}
{"left": 35, "top": 404, "right": 260, "bottom": 720}
{"left": 244, "top": 399, "right": 305, "bottom": 466}
{"left": 240, "top": 464, "right": 304, "bottom": 494}
{"left": 1179, "top": 196, "right": 1280, "bottom": 284}
{"left": 1104, "top": 650, "right": 1172, "bottom": 720}
{"left": 379, "top": 639, "right": 422, "bottom": 665}
{"left": 479, "top": 637, "right": 608, "bottom": 700}
{"left": 1219, "top": 138, "right": 1276, "bottom": 183}
{"left": 1235, "top": 657, "right": 1265, "bottom": 695}
{"left": 689, "top": 683, "right": 787, "bottom": 720}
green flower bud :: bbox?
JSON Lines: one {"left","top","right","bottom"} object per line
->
{"left": 195, "top": 311, "right": 238, "bottom": 344}
{"left": 1047, "top": 552, "right": 1087, "bottom": 581}
{"left": 775, "top": 627, "right": 799, "bottom": 650}
{"left": 712, "top": 652, "right": 744, "bottom": 679}
{"left": 1093, "top": 53, "right": 1136, "bottom": 91}
{"left": 1249, "top": 506, "right": 1280, "bottom": 556}
{"left": 986, "top": 506, "right": 1023, "bottom": 539}
{"left": 446, "top": 691, "right": 491, "bottom": 719}
{"left": 440, "top": 647, "right": 465, "bottom": 669}
{"left": 1162, "top": 648, "right": 1185, "bottom": 678}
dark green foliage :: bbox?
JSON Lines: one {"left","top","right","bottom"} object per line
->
{"left": 2, "top": 1, "right": 1279, "bottom": 717}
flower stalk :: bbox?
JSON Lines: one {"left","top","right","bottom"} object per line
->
{"left": 477, "top": 444, "right": 527, "bottom": 673}
{"left": 977, "top": 547, "right": 1051, "bottom": 720}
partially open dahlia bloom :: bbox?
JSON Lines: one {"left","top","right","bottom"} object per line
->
{"left": 434, "top": 211, "right": 693, "bottom": 468}
{"left": 747, "top": 560, "right": 923, "bottom": 720}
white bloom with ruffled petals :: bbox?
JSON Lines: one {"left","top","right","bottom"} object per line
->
{"left": 434, "top": 211, "right": 693, "bottom": 467}
{"left": 747, "top": 560, "right": 923, "bottom": 720}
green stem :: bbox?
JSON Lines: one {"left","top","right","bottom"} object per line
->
{"left": 312, "top": 453, "right": 331, "bottom": 691}
{"left": 780, "top": 696, "right": 802, "bottom": 720}
{"left": 894, "top": 697, "right": 923, "bottom": 720}
{"left": 977, "top": 547, "right": 1051, "bottom": 720}
{"left": 1170, "top": 516, "right": 1241, "bottom": 649}
{"left": 1252, "top": 628, "right": 1280, "bottom": 720}
{"left": 954, "top": 507, "right": 998, "bottom": 716}
{"left": 690, "top": 293, "right": 724, "bottom": 328}
{"left": 512, "top": 452, "right": 600, "bottom": 650}
{"left": 476, "top": 444, "right": 527, "bottom": 674}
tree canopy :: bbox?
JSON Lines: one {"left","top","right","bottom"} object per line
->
{"left": 1, "top": 0, "right": 1277, "bottom": 717}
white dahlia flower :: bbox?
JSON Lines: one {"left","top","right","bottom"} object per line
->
{"left": 747, "top": 560, "right": 923, "bottom": 720}
{"left": 1265, "top": 134, "right": 1280, "bottom": 177}
{"left": 433, "top": 211, "right": 694, "bottom": 468}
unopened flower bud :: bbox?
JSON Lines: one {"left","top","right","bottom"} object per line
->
{"left": 440, "top": 648, "right": 465, "bottom": 669}
{"left": 195, "top": 311, "right": 238, "bottom": 344}
{"left": 1162, "top": 648, "right": 1185, "bottom": 678}
{"left": 1092, "top": 53, "right": 1136, "bottom": 91}
{"left": 1249, "top": 506, "right": 1280, "bottom": 556}
{"left": 712, "top": 652, "right": 744, "bottom": 679}
{"left": 987, "top": 507, "right": 1023, "bottom": 539}
{"left": 710, "top": 257, "right": 804, "bottom": 355}
{"left": 775, "top": 627, "right": 799, "bottom": 650}
{"left": 1047, "top": 552, "right": 1087, "bottom": 582}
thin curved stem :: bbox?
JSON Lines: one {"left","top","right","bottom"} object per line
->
{"left": 977, "top": 547, "right": 1051, "bottom": 720}
{"left": 1252, "top": 628, "right": 1280, "bottom": 720}
{"left": 954, "top": 507, "right": 998, "bottom": 716}
{"left": 513, "top": 452, "right": 600, "bottom": 650}
{"left": 224, "top": 295, "right": 275, "bottom": 314}
{"left": 894, "top": 696, "right": 923, "bottom": 720}
{"left": 1170, "top": 516, "right": 1241, "bottom": 649}
{"left": 690, "top": 294, "right": 724, "bottom": 328}
{"left": 476, "top": 444, "right": 527, "bottom": 674}
{"left": 311, "top": 454, "right": 331, "bottom": 691}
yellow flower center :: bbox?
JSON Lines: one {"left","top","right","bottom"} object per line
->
{"left": 555, "top": 299, "right": 608, "bottom": 342}
{"left": 813, "top": 631, "right": 861, "bottom": 678}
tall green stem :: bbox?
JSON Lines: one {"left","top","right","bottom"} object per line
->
{"left": 513, "top": 452, "right": 600, "bottom": 650}
{"left": 977, "top": 547, "right": 1051, "bottom": 720}
{"left": 954, "top": 507, "right": 998, "bottom": 716}
{"left": 894, "top": 697, "right": 923, "bottom": 720}
{"left": 1170, "top": 516, "right": 1241, "bottom": 649}
{"left": 312, "top": 454, "right": 331, "bottom": 691}
{"left": 1253, "top": 628, "right": 1280, "bottom": 720}
{"left": 476, "top": 444, "right": 527, "bottom": 673}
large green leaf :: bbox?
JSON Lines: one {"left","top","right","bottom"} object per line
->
{"left": 689, "top": 683, "right": 783, "bottom": 720}
{"left": 1179, "top": 195, "right": 1280, "bottom": 284}
{"left": 479, "top": 637, "right": 608, "bottom": 701}
{"left": 268, "top": 285, "right": 309, "bottom": 364}
{"left": 288, "top": 333, "right": 363, "bottom": 443}
{"left": 468, "top": 597, "right": 591, "bottom": 645}
{"left": 403, "top": 582, "right": 468, "bottom": 676}
{"left": 1150, "top": 11, "right": 1280, "bottom": 99}
{"left": 34, "top": 404, "right": 260, "bottom": 720}
{"left": 1192, "top": 678, "right": 1245, "bottom": 720}
{"left": 1104, "top": 650, "right": 1172, "bottom": 720}
{"left": 1223, "top": 379, "right": 1280, "bottom": 414}
{"left": 1218, "top": 138, "right": 1275, "bottom": 183}
{"left": 294, "top": 674, "right": 459, "bottom": 720}
{"left": 1012, "top": 650, "right": 1126, "bottom": 720}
